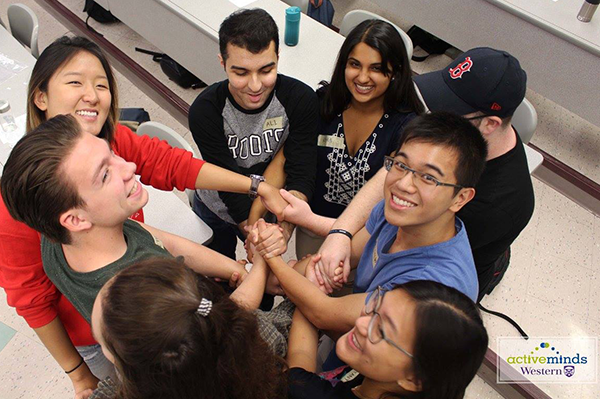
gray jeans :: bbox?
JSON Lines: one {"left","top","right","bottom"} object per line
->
{"left": 77, "top": 343, "right": 117, "bottom": 381}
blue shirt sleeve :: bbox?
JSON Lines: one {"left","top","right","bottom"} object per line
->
{"left": 366, "top": 200, "right": 385, "bottom": 235}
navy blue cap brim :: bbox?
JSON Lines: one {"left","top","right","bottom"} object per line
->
{"left": 414, "top": 70, "right": 479, "bottom": 116}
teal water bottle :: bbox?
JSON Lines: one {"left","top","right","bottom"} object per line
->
{"left": 285, "top": 6, "right": 301, "bottom": 46}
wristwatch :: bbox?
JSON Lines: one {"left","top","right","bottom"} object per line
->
{"left": 248, "top": 174, "right": 265, "bottom": 199}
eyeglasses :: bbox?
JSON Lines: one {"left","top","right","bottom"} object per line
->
{"left": 364, "top": 287, "right": 414, "bottom": 358}
{"left": 383, "top": 156, "right": 463, "bottom": 190}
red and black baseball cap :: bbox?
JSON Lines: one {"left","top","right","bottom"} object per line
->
{"left": 414, "top": 47, "right": 527, "bottom": 118}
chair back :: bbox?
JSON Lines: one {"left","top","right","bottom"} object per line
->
{"left": 282, "top": 0, "right": 309, "bottom": 13}
{"left": 137, "top": 121, "right": 196, "bottom": 154}
{"left": 511, "top": 98, "right": 537, "bottom": 144}
{"left": 339, "top": 10, "right": 413, "bottom": 59}
{"left": 7, "top": 4, "right": 39, "bottom": 58}
{"left": 137, "top": 121, "right": 198, "bottom": 205}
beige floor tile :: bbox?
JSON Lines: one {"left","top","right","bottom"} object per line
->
{"left": 39, "top": 371, "right": 74, "bottom": 398}
{"left": 586, "top": 271, "right": 600, "bottom": 323}
{"left": 579, "top": 381, "right": 600, "bottom": 398}
{"left": 537, "top": 184, "right": 594, "bottom": 228}
{"left": 527, "top": 251, "right": 591, "bottom": 317}
{"left": 520, "top": 295, "right": 588, "bottom": 337}
{"left": 528, "top": 89, "right": 600, "bottom": 183}
{"left": 0, "top": 290, "right": 39, "bottom": 343}
{"left": 578, "top": 318, "right": 600, "bottom": 397}
{"left": 535, "top": 382, "right": 582, "bottom": 399}
{"left": 464, "top": 375, "right": 504, "bottom": 399}
{"left": 533, "top": 188, "right": 595, "bottom": 270}
{"left": 0, "top": 332, "right": 59, "bottom": 398}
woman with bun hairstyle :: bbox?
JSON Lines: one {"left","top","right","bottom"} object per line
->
{"left": 87, "top": 257, "right": 287, "bottom": 399}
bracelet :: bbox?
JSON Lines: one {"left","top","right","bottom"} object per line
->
{"left": 328, "top": 229, "right": 353, "bottom": 240}
{"left": 65, "top": 357, "right": 85, "bottom": 374}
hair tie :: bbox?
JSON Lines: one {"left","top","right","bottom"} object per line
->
{"left": 196, "top": 298, "right": 212, "bottom": 317}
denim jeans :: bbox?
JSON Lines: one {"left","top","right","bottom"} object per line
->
{"left": 76, "top": 343, "right": 117, "bottom": 381}
{"left": 192, "top": 193, "right": 245, "bottom": 260}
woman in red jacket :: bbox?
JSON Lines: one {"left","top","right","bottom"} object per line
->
{"left": 0, "top": 36, "right": 285, "bottom": 397}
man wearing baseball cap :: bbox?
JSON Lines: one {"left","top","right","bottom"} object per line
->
{"left": 414, "top": 47, "right": 534, "bottom": 300}
{"left": 312, "top": 47, "right": 534, "bottom": 302}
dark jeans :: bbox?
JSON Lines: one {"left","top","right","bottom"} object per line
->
{"left": 193, "top": 194, "right": 245, "bottom": 260}
{"left": 193, "top": 194, "right": 274, "bottom": 310}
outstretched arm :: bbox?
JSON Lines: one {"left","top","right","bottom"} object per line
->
{"left": 278, "top": 189, "right": 335, "bottom": 236}
{"left": 139, "top": 222, "right": 247, "bottom": 281}
{"left": 195, "top": 162, "right": 288, "bottom": 220}
{"left": 248, "top": 148, "right": 288, "bottom": 225}
{"left": 36, "top": 318, "right": 99, "bottom": 397}
{"left": 287, "top": 309, "right": 319, "bottom": 372}
{"left": 264, "top": 253, "right": 366, "bottom": 333}
{"left": 229, "top": 253, "right": 269, "bottom": 310}
{"left": 316, "top": 167, "right": 385, "bottom": 287}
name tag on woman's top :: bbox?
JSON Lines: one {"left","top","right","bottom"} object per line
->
{"left": 317, "top": 134, "right": 345, "bottom": 149}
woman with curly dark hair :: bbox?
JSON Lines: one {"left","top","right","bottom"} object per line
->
{"left": 86, "top": 258, "right": 287, "bottom": 399}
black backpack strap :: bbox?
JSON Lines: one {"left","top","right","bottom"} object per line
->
{"left": 478, "top": 303, "right": 529, "bottom": 340}
{"left": 135, "top": 47, "right": 165, "bottom": 62}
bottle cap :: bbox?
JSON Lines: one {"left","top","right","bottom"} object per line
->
{"left": 0, "top": 100, "right": 9, "bottom": 114}
{"left": 286, "top": 6, "right": 301, "bottom": 22}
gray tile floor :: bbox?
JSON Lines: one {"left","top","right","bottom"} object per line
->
{"left": 0, "top": 1, "right": 599, "bottom": 398}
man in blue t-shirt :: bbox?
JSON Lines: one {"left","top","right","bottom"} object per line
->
{"left": 251, "top": 112, "right": 488, "bottom": 333}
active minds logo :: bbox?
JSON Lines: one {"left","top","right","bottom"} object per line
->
{"left": 497, "top": 337, "right": 597, "bottom": 383}
{"left": 507, "top": 342, "right": 587, "bottom": 379}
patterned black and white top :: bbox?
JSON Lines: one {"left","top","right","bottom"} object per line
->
{"left": 310, "top": 110, "right": 415, "bottom": 219}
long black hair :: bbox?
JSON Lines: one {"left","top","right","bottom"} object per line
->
{"left": 400, "top": 280, "right": 488, "bottom": 399}
{"left": 319, "top": 20, "right": 425, "bottom": 121}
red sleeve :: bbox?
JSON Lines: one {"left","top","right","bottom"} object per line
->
{"left": 0, "top": 196, "right": 60, "bottom": 328}
{"left": 112, "top": 124, "right": 205, "bottom": 191}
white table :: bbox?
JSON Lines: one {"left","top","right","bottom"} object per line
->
{"left": 372, "top": 0, "right": 600, "bottom": 128}
{"left": 0, "top": 26, "right": 212, "bottom": 245}
{"left": 0, "top": 25, "right": 34, "bottom": 169}
{"left": 142, "top": 185, "right": 213, "bottom": 244}
{"left": 107, "top": 0, "right": 345, "bottom": 88}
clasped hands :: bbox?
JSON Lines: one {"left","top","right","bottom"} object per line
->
{"left": 245, "top": 219, "right": 342, "bottom": 295}
{"left": 259, "top": 188, "right": 351, "bottom": 294}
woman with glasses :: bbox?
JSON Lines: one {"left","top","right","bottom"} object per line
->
{"left": 295, "top": 19, "right": 424, "bottom": 258}
{"left": 286, "top": 281, "right": 488, "bottom": 399}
